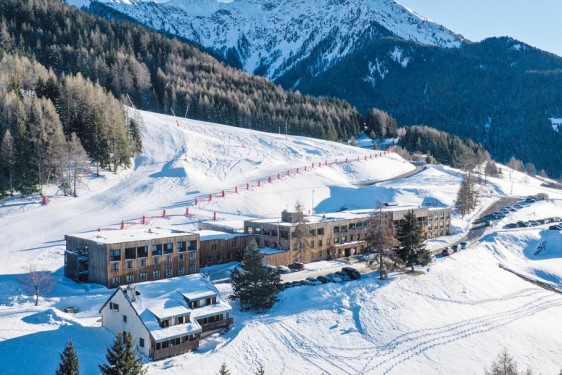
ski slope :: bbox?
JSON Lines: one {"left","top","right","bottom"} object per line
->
{"left": 1, "top": 108, "right": 562, "bottom": 374}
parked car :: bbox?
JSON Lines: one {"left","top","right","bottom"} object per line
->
{"left": 505, "top": 223, "right": 517, "bottom": 228}
{"left": 451, "top": 244, "right": 460, "bottom": 251}
{"left": 327, "top": 273, "right": 343, "bottom": 283}
{"left": 442, "top": 247, "right": 454, "bottom": 256}
{"left": 282, "top": 282, "right": 293, "bottom": 290}
{"left": 317, "top": 276, "right": 330, "bottom": 284}
{"left": 548, "top": 225, "right": 560, "bottom": 231}
{"left": 288, "top": 262, "right": 305, "bottom": 271}
{"left": 277, "top": 265, "right": 291, "bottom": 274}
{"left": 341, "top": 267, "right": 362, "bottom": 280}
{"left": 514, "top": 204, "right": 523, "bottom": 209}
{"left": 335, "top": 272, "right": 351, "bottom": 282}
{"left": 306, "top": 277, "right": 322, "bottom": 286}
{"left": 526, "top": 197, "right": 536, "bottom": 203}
{"left": 460, "top": 241, "right": 469, "bottom": 249}
{"left": 529, "top": 220, "right": 540, "bottom": 226}
{"left": 485, "top": 220, "right": 492, "bottom": 227}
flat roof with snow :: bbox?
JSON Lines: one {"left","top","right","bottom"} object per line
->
{"left": 66, "top": 227, "right": 195, "bottom": 245}
{"left": 195, "top": 230, "right": 250, "bottom": 241}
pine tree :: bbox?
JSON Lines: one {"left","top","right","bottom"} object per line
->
{"left": 484, "top": 349, "right": 519, "bottom": 375}
{"left": 366, "top": 203, "right": 395, "bottom": 279}
{"left": 217, "top": 363, "right": 230, "bottom": 375}
{"left": 230, "top": 241, "right": 281, "bottom": 311}
{"left": 395, "top": 210, "right": 432, "bottom": 273}
{"left": 12, "top": 120, "right": 38, "bottom": 196}
{"left": 291, "top": 202, "right": 310, "bottom": 263}
{"left": 456, "top": 172, "right": 478, "bottom": 218}
{"left": 56, "top": 339, "right": 80, "bottom": 375}
{"left": 1, "top": 129, "right": 15, "bottom": 196}
{"left": 255, "top": 365, "right": 265, "bottom": 375}
{"left": 99, "top": 332, "right": 146, "bottom": 375}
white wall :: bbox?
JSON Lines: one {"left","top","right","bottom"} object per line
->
{"left": 101, "top": 290, "right": 152, "bottom": 357}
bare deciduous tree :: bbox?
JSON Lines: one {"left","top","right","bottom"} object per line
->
{"left": 18, "top": 262, "right": 55, "bottom": 306}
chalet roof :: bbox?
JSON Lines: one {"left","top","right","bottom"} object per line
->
{"left": 195, "top": 230, "right": 250, "bottom": 242}
{"left": 180, "top": 289, "right": 216, "bottom": 301}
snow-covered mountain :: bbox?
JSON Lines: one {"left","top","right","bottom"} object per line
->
{"left": 72, "top": 0, "right": 463, "bottom": 80}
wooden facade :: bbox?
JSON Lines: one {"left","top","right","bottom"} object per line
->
{"left": 197, "top": 233, "right": 252, "bottom": 268}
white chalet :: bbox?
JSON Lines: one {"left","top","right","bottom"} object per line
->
{"left": 99, "top": 274, "right": 233, "bottom": 360}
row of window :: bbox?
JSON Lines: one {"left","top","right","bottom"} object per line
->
{"left": 428, "top": 222, "right": 448, "bottom": 230}
{"left": 428, "top": 212, "right": 450, "bottom": 221}
{"left": 427, "top": 229, "right": 450, "bottom": 239}
{"left": 109, "top": 241, "right": 198, "bottom": 261}
{"left": 111, "top": 253, "right": 196, "bottom": 271}
{"left": 111, "top": 265, "right": 195, "bottom": 285}
{"left": 246, "top": 227, "right": 290, "bottom": 239}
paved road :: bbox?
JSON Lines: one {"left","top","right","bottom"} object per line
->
{"left": 354, "top": 165, "right": 427, "bottom": 187}
{"left": 465, "top": 197, "right": 521, "bottom": 243}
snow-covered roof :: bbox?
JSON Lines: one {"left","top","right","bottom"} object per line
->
{"left": 67, "top": 227, "right": 194, "bottom": 245}
{"left": 195, "top": 230, "right": 249, "bottom": 241}
{"left": 259, "top": 247, "right": 287, "bottom": 255}
{"left": 116, "top": 274, "right": 231, "bottom": 342}
{"left": 180, "top": 289, "right": 216, "bottom": 301}
{"left": 198, "top": 220, "right": 245, "bottom": 232}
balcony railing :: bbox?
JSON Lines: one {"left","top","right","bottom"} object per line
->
{"left": 152, "top": 339, "right": 199, "bottom": 361}
{"left": 200, "top": 319, "right": 231, "bottom": 332}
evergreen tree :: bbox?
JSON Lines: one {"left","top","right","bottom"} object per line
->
{"left": 99, "top": 332, "right": 146, "bottom": 375}
{"left": 484, "top": 349, "right": 519, "bottom": 375}
{"left": 56, "top": 339, "right": 80, "bottom": 375}
{"left": 1, "top": 129, "right": 15, "bottom": 196}
{"left": 456, "top": 172, "right": 479, "bottom": 217}
{"left": 395, "top": 210, "right": 432, "bottom": 273}
{"left": 217, "top": 363, "right": 230, "bottom": 375}
{"left": 255, "top": 366, "right": 265, "bottom": 375}
{"left": 525, "top": 163, "right": 536, "bottom": 177}
{"left": 12, "top": 120, "right": 38, "bottom": 196}
{"left": 230, "top": 241, "right": 281, "bottom": 311}
{"left": 128, "top": 119, "right": 143, "bottom": 156}
{"left": 291, "top": 202, "right": 310, "bottom": 263}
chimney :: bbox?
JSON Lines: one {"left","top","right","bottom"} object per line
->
{"left": 126, "top": 285, "right": 136, "bottom": 302}
{"left": 204, "top": 272, "right": 211, "bottom": 283}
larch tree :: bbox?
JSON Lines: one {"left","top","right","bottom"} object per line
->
{"left": 1, "top": 129, "right": 15, "bottom": 196}
{"left": 291, "top": 202, "right": 310, "bottom": 263}
{"left": 484, "top": 349, "right": 520, "bottom": 375}
{"left": 367, "top": 202, "right": 395, "bottom": 279}
{"left": 456, "top": 172, "right": 479, "bottom": 217}
{"left": 18, "top": 261, "right": 55, "bottom": 306}
{"left": 395, "top": 210, "right": 432, "bottom": 273}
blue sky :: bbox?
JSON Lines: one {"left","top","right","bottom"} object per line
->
{"left": 397, "top": 0, "right": 562, "bottom": 57}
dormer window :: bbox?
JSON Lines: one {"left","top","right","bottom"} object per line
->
{"left": 160, "top": 319, "right": 170, "bottom": 328}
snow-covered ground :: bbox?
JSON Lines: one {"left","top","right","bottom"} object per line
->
{"left": 1, "top": 108, "right": 562, "bottom": 374}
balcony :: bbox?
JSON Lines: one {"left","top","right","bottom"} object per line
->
{"left": 152, "top": 339, "right": 199, "bottom": 361}
{"left": 200, "top": 318, "right": 232, "bottom": 332}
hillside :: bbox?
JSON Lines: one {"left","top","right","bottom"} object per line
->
{"left": 1, "top": 109, "right": 562, "bottom": 374}
{"left": 78, "top": 0, "right": 562, "bottom": 177}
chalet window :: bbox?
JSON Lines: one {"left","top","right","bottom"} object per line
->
{"left": 127, "top": 261, "right": 133, "bottom": 269}
{"left": 140, "top": 259, "right": 147, "bottom": 267}
{"left": 166, "top": 268, "right": 172, "bottom": 277}
{"left": 153, "top": 257, "right": 159, "bottom": 265}
{"left": 140, "top": 272, "right": 147, "bottom": 281}
{"left": 109, "top": 302, "right": 119, "bottom": 311}
{"left": 139, "top": 338, "right": 144, "bottom": 347}
{"left": 190, "top": 252, "right": 196, "bottom": 260}
{"left": 317, "top": 228, "right": 324, "bottom": 235}
{"left": 125, "top": 248, "right": 136, "bottom": 259}
{"left": 211, "top": 244, "right": 218, "bottom": 252}
{"left": 112, "top": 263, "right": 119, "bottom": 271}
{"left": 179, "top": 266, "right": 184, "bottom": 274}
{"left": 123, "top": 315, "right": 127, "bottom": 323}
{"left": 166, "top": 256, "right": 172, "bottom": 264}
{"left": 109, "top": 250, "right": 121, "bottom": 262}
{"left": 333, "top": 226, "right": 340, "bottom": 233}
{"left": 152, "top": 244, "right": 162, "bottom": 256}
{"left": 126, "top": 274, "right": 132, "bottom": 283}
{"left": 188, "top": 240, "right": 197, "bottom": 251}
{"left": 176, "top": 316, "right": 184, "bottom": 324}
{"left": 137, "top": 246, "right": 148, "bottom": 258}
{"left": 164, "top": 243, "right": 174, "bottom": 254}
{"left": 177, "top": 241, "right": 186, "bottom": 252}
{"left": 206, "top": 298, "right": 212, "bottom": 305}
{"left": 160, "top": 319, "right": 170, "bottom": 328}
{"left": 153, "top": 271, "right": 160, "bottom": 279}
{"left": 190, "top": 265, "right": 195, "bottom": 273}
{"left": 179, "top": 254, "right": 184, "bottom": 262}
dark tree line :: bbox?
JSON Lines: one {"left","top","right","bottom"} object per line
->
{"left": 0, "top": 0, "right": 363, "bottom": 142}
{"left": 0, "top": 53, "right": 139, "bottom": 197}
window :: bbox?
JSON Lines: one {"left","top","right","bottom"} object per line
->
{"left": 310, "top": 240, "right": 315, "bottom": 247}
{"left": 319, "top": 239, "right": 323, "bottom": 246}
{"left": 179, "top": 254, "right": 184, "bottom": 262}
{"left": 319, "top": 250, "right": 323, "bottom": 257}
{"left": 429, "top": 223, "right": 433, "bottom": 230}
{"left": 188, "top": 240, "right": 197, "bottom": 251}
{"left": 349, "top": 223, "right": 356, "bottom": 229}
{"left": 179, "top": 266, "right": 184, "bottom": 275}
{"left": 140, "top": 259, "right": 147, "bottom": 267}
{"left": 246, "top": 226, "right": 253, "bottom": 234}
{"left": 152, "top": 244, "right": 162, "bottom": 256}
{"left": 139, "top": 338, "right": 144, "bottom": 348}
{"left": 341, "top": 225, "right": 348, "bottom": 233}
{"left": 167, "top": 255, "right": 172, "bottom": 264}
{"left": 153, "top": 271, "right": 160, "bottom": 279}
{"left": 341, "top": 236, "right": 347, "bottom": 243}
{"left": 190, "top": 252, "right": 196, "bottom": 260}
{"left": 327, "top": 239, "right": 331, "bottom": 245}
{"left": 363, "top": 221, "right": 369, "bottom": 227}
{"left": 126, "top": 274, "right": 132, "bottom": 283}
{"left": 317, "top": 228, "right": 325, "bottom": 236}
{"left": 334, "top": 226, "right": 340, "bottom": 234}
{"left": 123, "top": 315, "right": 127, "bottom": 323}
{"left": 271, "top": 229, "right": 278, "bottom": 237}
{"left": 429, "top": 214, "right": 433, "bottom": 221}
{"left": 190, "top": 265, "right": 195, "bottom": 273}
{"left": 309, "top": 229, "right": 316, "bottom": 236}
{"left": 177, "top": 241, "right": 186, "bottom": 252}
{"left": 206, "top": 256, "right": 212, "bottom": 264}
{"left": 140, "top": 272, "right": 147, "bottom": 281}
{"left": 334, "top": 237, "right": 339, "bottom": 244}
{"left": 264, "top": 240, "right": 269, "bottom": 247}
{"left": 112, "top": 263, "right": 119, "bottom": 271}
{"left": 255, "top": 228, "right": 261, "bottom": 234}
{"left": 125, "top": 248, "right": 136, "bottom": 259}
{"left": 263, "top": 228, "right": 271, "bottom": 236}
{"left": 446, "top": 212, "right": 450, "bottom": 219}
{"left": 109, "top": 250, "right": 121, "bottom": 262}
{"left": 153, "top": 257, "right": 159, "bottom": 265}
{"left": 109, "top": 302, "right": 119, "bottom": 311}
{"left": 166, "top": 268, "right": 172, "bottom": 277}
{"left": 350, "top": 235, "right": 354, "bottom": 241}
{"left": 280, "top": 231, "right": 289, "bottom": 240}
{"left": 211, "top": 244, "right": 218, "bottom": 252}
{"left": 127, "top": 261, "right": 133, "bottom": 269}
{"left": 137, "top": 246, "right": 148, "bottom": 258}
{"left": 164, "top": 243, "right": 174, "bottom": 254}
{"left": 217, "top": 254, "right": 223, "bottom": 262}
{"left": 357, "top": 222, "right": 363, "bottom": 228}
